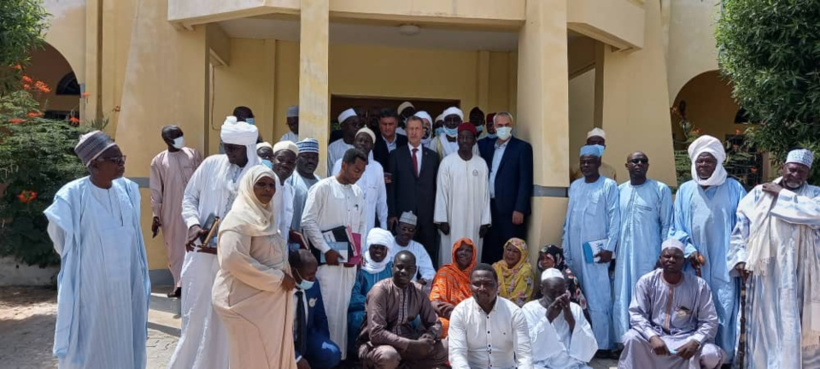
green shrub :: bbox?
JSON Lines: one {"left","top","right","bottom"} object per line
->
{"left": 716, "top": 0, "right": 820, "bottom": 182}
{"left": 0, "top": 88, "right": 89, "bottom": 267}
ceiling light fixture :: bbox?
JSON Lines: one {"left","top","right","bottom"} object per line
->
{"left": 398, "top": 24, "right": 421, "bottom": 36}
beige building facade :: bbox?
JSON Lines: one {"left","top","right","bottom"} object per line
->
{"left": 35, "top": 0, "right": 740, "bottom": 274}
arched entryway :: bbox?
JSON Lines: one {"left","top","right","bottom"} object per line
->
{"left": 24, "top": 43, "right": 80, "bottom": 121}
{"left": 671, "top": 70, "right": 763, "bottom": 188}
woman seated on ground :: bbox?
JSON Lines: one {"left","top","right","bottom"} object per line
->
{"left": 492, "top": 237, "right": 534, "bottom": 307}
{"left": 533, "top": 244, "right": 590, "bottom": 322}
{"left": 429, "top": 238, "right": 476, "bottom": 338}
{"left": 347, "top": 228, "right": 394, "bottom": 356}
{"left": 211, "top": 166, "right": 297, "bottom": 369}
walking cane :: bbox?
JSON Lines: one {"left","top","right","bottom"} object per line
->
{"left": 737, "top": 272, "right": 749, "bottom": 369}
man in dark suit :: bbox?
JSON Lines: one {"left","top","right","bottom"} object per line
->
{"left": 373, "top": 108, "right": 408, "bottom": 172}
{"left": 387, "top": 116, "right": 440, "bottom": 266}
{"left": 290, "top": 249, "right": 342, "bottom": 369}
{"left": 477, "top": 111, "right": 533, "bottom": 264}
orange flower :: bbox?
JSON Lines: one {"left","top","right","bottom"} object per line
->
{"left": 9, "top": 118, "right": 25, "bottom": 124}
{"left": 750, "top": 167, "right": 758, "bottom": 174}
{"left": 13, "top": 64, "right": 22, "bottom": 70}
{"left": 34, "top": 81, "right": 51, "bottom": 93}
{"left": 17, "top": 190, "right": 38, "bottom": 204}
{"left": 22, "top": 84, "right": 30, "bottom": 90}
{"left": 68, "top": 117, "right": 80, "bottom": 125}
{"left": 82, "top": 91, "right": 90, "bottom": 98}
{"left": 735, "top": 128, "right": 741, "bottom": 135}
{"left": 21, "top": 75, "right": 32, "bottom": 84}
{"left": 27, "top": 111, "right": 42, "bottom": 118}
{"left": 40, "top": 86, "right": 51, "bottom": 93}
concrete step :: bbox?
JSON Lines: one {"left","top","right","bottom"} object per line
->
{"left": 150, "top": 285, "right": 180, "bottom": 316}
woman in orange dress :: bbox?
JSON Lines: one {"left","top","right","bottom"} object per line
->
{"left": 429, "top": 238, "right": 476, "bottom": 338}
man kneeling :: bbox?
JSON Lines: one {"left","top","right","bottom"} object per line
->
{"left": 618, "top": 239, "right": 724, "bottom": 369}
{"left": 356, "top": 251, "right": 448, "bottom": 369}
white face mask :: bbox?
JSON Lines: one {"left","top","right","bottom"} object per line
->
{"left": 172, "top": 136, "right": 185, "bottom": 149}
{"left": 496, "top": 126, "right": 513, "bottom": 141}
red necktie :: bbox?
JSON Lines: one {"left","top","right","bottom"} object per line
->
{"left": 412, "top": 148, "right": 419, "bottom": 176}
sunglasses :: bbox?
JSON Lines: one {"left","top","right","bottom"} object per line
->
{"left": 97, "top": 155, "right": 127, "bottom": 165}
{"left": 629, "top": 158, "right": 649, "bottom": 164}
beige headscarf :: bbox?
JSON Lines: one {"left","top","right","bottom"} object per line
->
{"left": 219, "top": 166, "right": 279, "bottom": 237}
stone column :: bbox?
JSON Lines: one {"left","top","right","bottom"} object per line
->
{"left": 515, "top": 0, "right": 570, "bottom": 260}
{"left": 299, "top": 0, "right": 330, "bottom": 170}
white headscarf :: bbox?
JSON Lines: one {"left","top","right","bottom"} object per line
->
{"left": 688, "top": 135, "right": 727, "bottom": 186}
{"left": 221, "top": 116, "right": 261, "bottom": 168}
{"left": 219, "top": 166, "right": 279, "bottom": 237}
{"left": 362, "top": 228, "right": 395, "bottom": 274}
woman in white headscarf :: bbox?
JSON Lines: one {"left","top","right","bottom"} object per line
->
{"left": 212, "top": 165, "right": 298, "bottom": 369}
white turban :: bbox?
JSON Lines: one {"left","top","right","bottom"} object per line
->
{"left": 541, "top": 268, "right": 565, "bottom": 282}
{"left": 338, "top": 108, "right": 357, "bottom": 124}
{"left": 435, "top": 113, "right": 444, "bottom": 123}
{"left": 273, "top": 140, "right": 299, "bottom": 155}
{"left": 221, "top": 116, "right": 260, "bottom": 169}
{"left": 221, "top": 116, "right": 259, "bottom": 146}
{"left": 398, "top": 101, "right": 414, "bottom": 114}
{"left": 413, "top": 111, "right": 433, "bottom": 126}
{"left": 661, "top": 239, "right": 685, "bottom": 253}
{"left": 587, "top": 128, "right": 606, "bottom": 139}
{"left": 688, "top": 135, "right": 727, "bottom": 187}
{"left": 442, "top": 106, "right": 464, "bottom": 120}
{"left": 362, "top": 228, "right": 395, "bottom": 274}
{"left": 256, "top": 142, "right": 273, "bottom": 151}
{"left": 286, "top": 105, "right": 299, "bottom": 118}
{"left": 357, "top": 127, "right": 376, "bottom": 143}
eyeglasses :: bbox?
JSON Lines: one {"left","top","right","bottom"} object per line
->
{"left": 629, "top": 158, "right": 649, "bottom": 164}
{"left": 97, "top": 155, "right": 127, "bottom": 165}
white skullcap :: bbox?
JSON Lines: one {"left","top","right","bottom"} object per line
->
{"left": 221, "top": 116, "right": 259, "bottom": 146}
{"left": 338, "top": 108, "right": 357, "bottom": 124}
{"left": 587, "top": 128, "right": 606, "bottom": 139}
{"left": 356, "top": 127, "right": 376, "bottom": 143}
{"left": 399, "top": 211, "right": 418, "bottom": 226}
{"left": 661, "top": 239, "right": 685, "bottom": 253}
{"left": 786, "top": 149, "right": 814, "bottom": 168}
{"left": 398, "top": 101, "right": 414, "bottom": 113}
{"left": 541, "top": 268, "right": 565, "bottom": 282}
{"left": 273, "top": 140, "right": 299, "bottom": 155}
{"left": 435, "top": 113, "right": 444, "bottom": 123}
{"left": 366, "top": 228, "right": 395, "bottom": 251}
{"left": 413, "top": 111, "right": 433, "bottom": 125}
{"left": 441, "top": 106, "right": 464, "bottom": 120}
{"left": 286, "top": 105, "right": 299, "bottom": 118}
{"left": 256, "top": 142, "right": 273, "bottom": 151}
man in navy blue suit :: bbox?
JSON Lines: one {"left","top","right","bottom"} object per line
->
{"left": 290, "top": 249, "right": 342, "bottom": 369}
{"left": 477, "top": 111, "right": 533, "bottom": 264}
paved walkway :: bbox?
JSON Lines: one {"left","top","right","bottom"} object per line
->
{"left": 0, "top": 287, "right": 617, "bottom": 369}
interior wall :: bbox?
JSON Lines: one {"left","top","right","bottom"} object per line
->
{"left": 671, "top": 70, "right": 743, "bottom": 143}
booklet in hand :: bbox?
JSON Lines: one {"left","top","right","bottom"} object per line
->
{"left": 582, "top": 239, "right": 606, "bottom": 263}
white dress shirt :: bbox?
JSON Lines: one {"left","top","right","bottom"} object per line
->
{"left": 383, "top": 135, "right": 398, "bottom": 153}
{"left": 408, "top": 143, "right": 424, "bottom": 173}
{"left": 449, "top": 296, "right": 533, "bottom": 369}
{"left": 489, "top": 139, "right": 510, "bottom": 199}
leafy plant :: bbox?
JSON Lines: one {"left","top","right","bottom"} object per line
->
{"left": 716, "top": 0, "right": 820, "bottom": 182}
{"left": 0, "top": 82, "right": 89, "bottom": 267}
{"left": 0, "top": 0, "right": 49, "bottom": 93}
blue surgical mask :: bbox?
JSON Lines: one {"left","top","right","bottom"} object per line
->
{"left": 486, "top": 133, "right": 498, "bottom": 139}
{"left": 496, "top": 126, "right": 513, "bottom": 141}
{"left": 443, "top": 127, "right": 458, "bottom": 137}
{"left": 261, "top": 159, "right": 273, "bottom": 169}
{"left": 435, "top": 127, "right": 444, "bottom": 137}
{"left": 476, "top": 125, "right": 484, "bottom": 133}
{"left": 246, "top": 117, "right": 255, "bottom": 125}
{"left": 295, "top": 270, "right": 315, "bottom": 290}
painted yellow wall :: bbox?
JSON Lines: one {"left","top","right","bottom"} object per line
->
{"left": 666, "top": 0, "right": 721, "bottom": 104}
{"left": 671, "top": 70, "right": 742, "bottom": 143}
{"left": 599, "top": 0, "right": 677, "bottom": 186}
{"left": 43, "top": 0, "right": 87, "bottom": 81}
{"left": 569, "top": 69, "right": 596, "bottom": 163}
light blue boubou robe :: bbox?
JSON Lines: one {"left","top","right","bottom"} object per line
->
{"left": 669, "top": 178, "right": 746, "bottom": 361}
{"left": 613, "top": 179, "right": 673, "bottom": 342}
{"left": 44, "top": 177, "right": 150, "bottom": 369}
{"left": 562, "top": 176, "right": 620, "bottom": 350}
